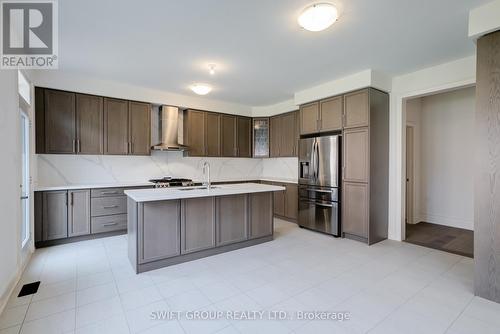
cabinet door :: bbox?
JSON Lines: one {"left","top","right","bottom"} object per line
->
{"left": 76, "top": 94, "right": 103, "bottom": 154}
{"left": 104, "top": 98, "right": 129, "bottom": 155}
{"left": 42, "top": 191, "right": 68, "bottom": 240}
{"left": 181, "top": 197, "right": 215, "bottom": 254}
{"left": 206, "top": 112, "right": 221, "bottom": 156}
{"left": 140, "top": 200, "right": 181, "bottom": 263}
{"left": 280, "top": 112, "right": 297, "bottom": 157}
{"left": 342, "top": 182, "right": 368, "bottom": 239}
{"left": 216, "top": 194, "right": 248, "bottom": 245}
{"left": 221, "top": 115, "right": 237, "bottom": 157}
{"left": 300, "top": 102, "right": 319, "bottom": 135}
{"left": 129, "top": 102, "right": 151, "bottom": 155}
{"left": 35, "top": 87, "right": 46, "bottom": 154}
{"left": 44, "top": 90, "right": 76, "bottom": 154}
{"left": 269, "top": 116, "right": 280, "bottom": 157}
{"left": 344, "top": 128, "right": 369, "bottom": 183}
{"left": 185, "top": 110, "right": 206, "bottom": 156}
{"left": 344, "top": 89, "right": 369, "bottom": 129}
{"left": 68, "top": 190, "right": 90, "bottom": 237}
{"left": 249, "top": 192, "right": 273, "bottom": 239}
{"left": 285, "top": 183, "right": 298, "bottom": 220}
{"left": 252, "top": 118, "right": 270, "bottom": 158}
{"left": 320, "top": 96, "right": 343, "bottom": 132}
{"left": 273, "top": 185, "right": 285, "bottom": 217}
{"left": 237, "top": 117, "right": 252, "bottom": 157}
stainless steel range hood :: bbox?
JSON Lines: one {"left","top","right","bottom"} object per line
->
{"left": 152, "top": 105, "right": 188, "bottom": 151}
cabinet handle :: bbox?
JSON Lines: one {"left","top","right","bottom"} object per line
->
{"left": 77, "top": 140, "right": 81, "bottom": 153}
{"left": 72, "top": 140, "right": 76, "bottom": 153}
{"left": 70, "top": 192, "right": 74, "bottom": 206}
{"left": 103, "top": 222, "right": 118, "bottom": 227}
{"left": 306, "top": 188, "right": 332, "bottom": 193}
{"left": 103, "top": 205, "right": 119, "bottom": 209}
{"left": 101, "top": 191, "right": 118, "bottom": 195}
{"left": 130, "top": 142, "right": 133, "bottom": 153}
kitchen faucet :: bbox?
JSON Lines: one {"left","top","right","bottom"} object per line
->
{"left": 202, "top": 161, "right": 211, "bottom": 190}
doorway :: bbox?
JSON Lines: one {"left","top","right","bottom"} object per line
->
{"left": 20, "top": 110, "right": 30, "bottom": 248}
{"left": 403, "top": 87, "right": 474, "bottom": 258}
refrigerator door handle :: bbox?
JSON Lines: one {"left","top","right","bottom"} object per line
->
{"left": 311, "top": 139, "right": 316, "bottom": 181}
{"left": 315, "top": 139, "right": 320, "bottom": 181}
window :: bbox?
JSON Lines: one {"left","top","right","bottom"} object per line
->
{"left": 18, "top": 71, "right": 31, "bottom": 105}
{"left": 20, "top": 110, "right": 30, "bottom": 248}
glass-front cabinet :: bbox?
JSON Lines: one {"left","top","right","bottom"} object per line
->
{"left": 252, "top": 118, "right": 269, "bottom": 158}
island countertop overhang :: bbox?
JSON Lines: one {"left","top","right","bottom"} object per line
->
{"left": 124, "top": 182, "right": 285, "bottom": 202}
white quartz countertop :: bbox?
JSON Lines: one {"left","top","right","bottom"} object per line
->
{"left": 125, "top": 183, "right": 285, "bottom": 202}
{"left": 35, "top": 182, "right": 154, "bottom": 192}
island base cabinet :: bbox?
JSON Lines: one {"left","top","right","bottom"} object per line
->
{"left": 216, "top": 194, "right": 248, "bottom": 246}
{"left": 181, "top": 197, "right": 216, "bottom": 254}
{"left": 138, "top": 200, "right": 181, "bottom": 264}
{"left": 249, "top": 192, "right": 273, "bottom": 239}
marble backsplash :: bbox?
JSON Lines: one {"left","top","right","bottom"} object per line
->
{"left": 36, "top": 151, "right": 298, "bottom": 187}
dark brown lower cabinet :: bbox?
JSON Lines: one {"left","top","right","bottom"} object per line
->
{"left": 42, "top": 191, "right": 68, "bottom": 240}
{"left": 249, "top": 192, "right": 273, "bottom": 238}
{"left": 264, "top": 181, "right": 298, "bottom": 221}
{"left": 139, "top": 200, "right": 181, "bottom": 263}
{"left": 181, "top": 197, "right": 216, "bottom": 254}
{"left": 342, "top": 182, "right": 368, "bottom": 239}
{"left": 216, "top": 194, "right": 248, "bottom": 245}
{"left": 68, "top": 190, "right": 91, "bottom": 237}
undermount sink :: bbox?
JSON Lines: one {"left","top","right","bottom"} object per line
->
{"left": 179, "top": 186, "right": 218, "bottom": 191}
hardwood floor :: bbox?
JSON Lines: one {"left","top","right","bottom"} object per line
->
{"left": 405, "top": 222, "right": 473, "bottom": 258}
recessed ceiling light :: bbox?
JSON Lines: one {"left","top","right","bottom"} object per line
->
{"left": 190, "top": 83, "right": 212, "bottom": 95}
{"left": 208, "top": 64, "right": 216, "bottom": 75}
{"left": 298, "top": 3, "right": 338, "bottom": 32}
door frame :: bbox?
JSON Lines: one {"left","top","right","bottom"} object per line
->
{"left": 404, "top": 125, "right": 414, "bottom": 233}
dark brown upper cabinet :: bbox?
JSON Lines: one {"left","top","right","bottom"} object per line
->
{"left": 206, "top": 112, "right": 221, "bottom": 157}
{"left": 237, "top": 117, "right": 252, "bottom": 157}
{"left": 344, "top": 89, "right": 369, "bottom": 129}
{"left": 270, "top": 111, "right": 298, "bottom": 158}
{"left": 44, "top": 89, "right": 76, "bottom": 154}
{"left": 129, "top": 102, "right": 151, "bottom": 155}
{"left": 221, "top": 115, "right": 237, "bottom": 157}
{"left": 184, "top": 109, "right": 207, "bottom": 157}
{"left": 320, "top": 96, "right": 343, "bottom": 132}
{"left": 36, "top": 88, "right": 151, "bottom": 156}
{"left": 299, "top": 102, "right": 319, "bottom": 135}
{"left": 76, "top": 94, "right": 103, "bottom": 154}
{"left": 104, "top": 98, "right": 129, "bottom": 155}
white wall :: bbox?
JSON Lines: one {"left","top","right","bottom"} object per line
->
{"left": 408, "top": 87, "right": 475, "bottom": 230}
{"left": 469, "top": 0, "right": 500, "bottom": 39}
{"left": 0, "top": 71, "right": 34, "bottom": 313}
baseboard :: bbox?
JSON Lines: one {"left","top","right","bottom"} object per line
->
{"left": 0, "top": 248, "right": 33, "bottom": 317}
{"left": 416, "top": 213, "right": 473, "bottom": 231}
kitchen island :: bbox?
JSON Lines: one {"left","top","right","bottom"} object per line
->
{"left": 125, "top": 183, "right": 285, "bottom": 273}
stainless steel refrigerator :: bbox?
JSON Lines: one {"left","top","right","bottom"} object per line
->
{"left": 298, "top": 135, "right": 341, "bottom": 236}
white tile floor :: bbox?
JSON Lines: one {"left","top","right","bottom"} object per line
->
{"left": 1, "top": 219, "right": 499, "bottom": 334}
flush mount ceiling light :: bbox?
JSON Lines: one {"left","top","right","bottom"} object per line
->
{"left": 190, "top": 83, "right": 212, "bottom": 95}
{"left": 298, "top": 3, "right": 338, "bottom": 32}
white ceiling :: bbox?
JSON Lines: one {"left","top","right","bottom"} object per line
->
{"left": 59, "top": 0, "right": 487, "bottom": 106}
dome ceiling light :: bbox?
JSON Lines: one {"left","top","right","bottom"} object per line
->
{"left": 298, "top": 3, "right": 339, "bottom": 32}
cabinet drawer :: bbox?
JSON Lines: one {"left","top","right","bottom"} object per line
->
{"left": 91, "top": 188, "right": 125, "bottom": 197}
{"left": 91, "top": 196, "right": 127, "bottom": 216}
{"left": 91, "top": 214, "right": 127, "bottom": 234}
